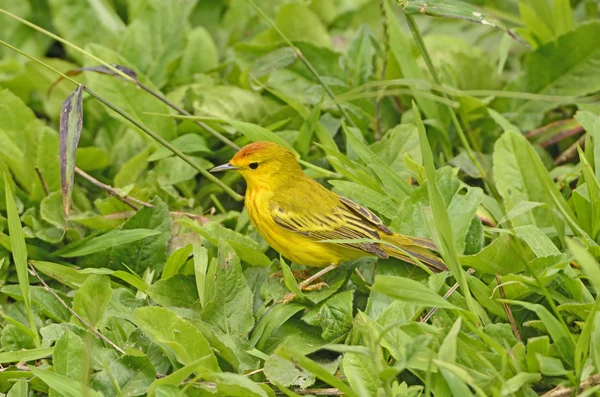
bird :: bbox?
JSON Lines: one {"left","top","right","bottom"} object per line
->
{"left": 210, "top": 141, "right": 446, "bottom": 297}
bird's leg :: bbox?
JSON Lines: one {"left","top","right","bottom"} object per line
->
{"left": 281, "top": 264, "right": 338, "bottom": 304}
{"left": 297, "top": 264, "right": 337, "bottom": 290}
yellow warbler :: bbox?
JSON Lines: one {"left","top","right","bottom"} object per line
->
{"left": 210, "top": 141, "right": 445, "bottom": 291}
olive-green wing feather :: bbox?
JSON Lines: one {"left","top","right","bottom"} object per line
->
{"left": 270, "top": 197, "right": 388, "bottom": 258}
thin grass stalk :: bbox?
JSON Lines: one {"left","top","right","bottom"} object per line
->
{"left": 403, "top": 14, "right": 501, "bottom": 201}
{"left": 245, "top": 0, "right": 358, "bottom": 129}
{"left": 0, "top": 39, "right": 243, "bottom": 201}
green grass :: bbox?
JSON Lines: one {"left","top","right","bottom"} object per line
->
{"left": 0, "top": 0, "right": 599, "bottom": 396}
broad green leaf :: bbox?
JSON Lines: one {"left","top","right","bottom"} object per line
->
{"left": 264, "top": 355, "right": 315, "bottom": 389}
{"left": 57, "top": 229, "right": 161, "bottom": 257}
{"left": 0, "top": 89, "right": 44, "bottom": 194}
{"left": 134, "top": 306, "right": 219, "bottom": 371}
{"left": 372, "top": 275, "right": 459, "bottom": 310}
{"left": 92, "top": 355, "right": 156, "bottom": 397}
{"left": 48, "top": 0, "right": 125, "bottom": 63}
{"left": 536, "top": 354, "right": 568, "bottom": 376}
{"left": 192, "top": 320, "right": 259, "bottom": 373}
{"left": 347, "top": 25, "right": 375, "bottom": 87}
{"left": 258, "top": 3, "right": 331, "bottom": 48}
{"left": 500, "top": 372, "right": 541, "bottom": 396}
{"left": 30, "top": 261, "right": 88, "bottom": 290}
{"left": 193, "top": 245, "right": 209, "bottom": 308}
{"left": 162, "top": 245, "right": 193, "bottom": 280}
{"left": 506, "top": 300, "right": 575, "bottom": 364}
{"left": 148, "top": 134, "right": 210, "bottom": 162}
{"left": 250, "top": 303, "right": 306, "bottom": 351}
{"left": 513, "top": 225, "right": 560, "bottom": 257}
{"left": 249, "top": 47, "right": 297, "bottom": 90}
{"left": 342, "top": 352, "right": 377, "bottom": 397}
{"left": 342, "top": 123, "right": 412, "bottom": 198}
{"left": 438, "top": 318, "right": 461, "bottom": 363}
{"left": 147, "top": 275, "right": 199, "bottom": 309}
{"left": 78, "top": 268, "right": 148, "bottom": 292}
{"left": 276, "top": 346, "right": 357, "bottom": 397}
{"left": 52, "top": 331, "right": 89, "bottom": 393}
{"left": 201, "top": 241, "right": 254, "bottom": 336}
{"left": 7, "top": 378, "right": 27, "bottom": 397}
{"left": 497, "top": 21, "right": 600, "bottom": 129}
{"left": 75, "top": 146, "right": 109, "bottom": 171}
{"left": 202, "top": 372, "right": 270, "bottom": 397}
{"left": 72, "top": 274, "right": 112, "bottom": 327}
{"left": 526, "top": 336, "right": 550, "bottom": 373}
{"left": 279, "top": 257, "right": 304, "bottom": 300}
{"left": 180, "top": 219, "right": 270, "bottom": 267}
{"left": 118, "top": 0, "right": 195, "bottom": 88}
{"left": 174, "top": 26, "right": 219, "bottom": 84}
{"left": 329, "top": 180, "right": 398, "bottom": 219}
{"left": 567, "top": 239, "right": 600, "bottom": 295}
{"left": 29, "top": 367, "right": 103, "bottom": 397}
{"left": 147, "top": 356, "right": 212, "bottom": 397}
{"left": 303, "top": 291, "right": 353, "bottom": 341}
{"left": 107, "top": 197, "right": 172, "bottom": 274}
{"left": 461, "top": 235, "right": 528, "bottom": 274}
{"left": 493, "top": 131, "right": 553, "bottom": 227}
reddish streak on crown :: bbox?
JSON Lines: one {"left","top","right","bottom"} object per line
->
{"left": 234, "top": 141, "right": 279, "bottom": 159}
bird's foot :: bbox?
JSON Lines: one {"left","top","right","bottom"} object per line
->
{"left": 280, "top": 281, "right": 329, "bottom": 304}
{"left": 302, "top": 281, "right": 329, "bottom": 291}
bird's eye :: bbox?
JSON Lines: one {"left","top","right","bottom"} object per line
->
{"left": 249, "top": 162, "right": 259, "bottom": 170}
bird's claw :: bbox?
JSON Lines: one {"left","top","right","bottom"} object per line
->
{"left": 280, "top": 281, "right": 329, "bottom": 304}
{"left": 301, "top": 281, "right": 328, "bottom": 291}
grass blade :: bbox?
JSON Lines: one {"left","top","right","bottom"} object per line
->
{"left": 56, "top": 229, "right": 161, "bottom": 257}
{"left": 3, "top": 172, "right": 39, "bottom": 346}
{"left": 29, "top": 367, "right": 103, "bottom": 397}
{"left": 0, "top": 347, "right": 53, "bottom": 364}
{"left": 412, "top": 102, "right": 476, "bottom": 316}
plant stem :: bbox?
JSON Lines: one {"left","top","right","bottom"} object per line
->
{"left": 28, "top": 264, "right": 126, "bottom": 355}
{"left": 495, "top": 273, "right": 521, "bottom": 342}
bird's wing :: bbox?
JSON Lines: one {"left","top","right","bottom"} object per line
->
{"left": 270, "top": 196, "right": 389, "bottom": 258}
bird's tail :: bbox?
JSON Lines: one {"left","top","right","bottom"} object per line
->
{"left": 381, "top": 233, "right": 447, "bottom": 273}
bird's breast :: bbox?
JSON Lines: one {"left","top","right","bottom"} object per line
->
{"left": 244, "top": 188, "right": 353, "bottom": 267}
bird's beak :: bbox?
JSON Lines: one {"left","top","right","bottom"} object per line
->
{"left": 209, "top": 162, "right": 238, "bottom": 173}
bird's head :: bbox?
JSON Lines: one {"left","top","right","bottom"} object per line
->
{"left": 210, "top": 141, "right": 302, "bottom": 188}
